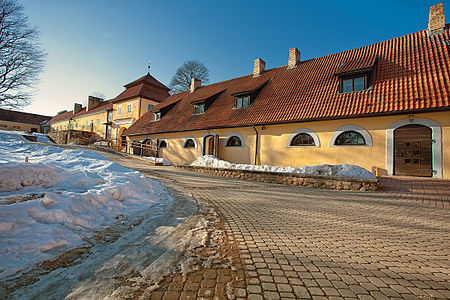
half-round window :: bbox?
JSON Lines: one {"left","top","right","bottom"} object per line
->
{"left": 159, "top": 140, "right": 168, "bottom": 148}
{"left": 184, "top": 138, "right": 195, "bottom": 148}
{"left": 290, "top": 133, "right": 315, "bottom": 146}
{"left": 334, "top": 131, "right": 366, "bottom": 145}
{"left": 226, "top": 136, "right": 242, "bottom": 147}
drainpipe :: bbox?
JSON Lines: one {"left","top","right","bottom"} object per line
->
{"left": 253, "top": 125, "right": 259, "bottom": 165}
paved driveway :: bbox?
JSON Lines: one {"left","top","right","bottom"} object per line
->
{"left": 96, "top": 150, "right": 450, "bottom": 299}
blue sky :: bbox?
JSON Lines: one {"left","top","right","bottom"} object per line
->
{"left": 22, "top": 0, "right": 448, "bottom": 116}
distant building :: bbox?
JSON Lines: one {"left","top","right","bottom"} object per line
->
{"left": 46, "top": 73, "right": 170, "bottom": 145}
{"left": 123, "top": 3, "right": 450, "bottom": 178}
{"left": 0, "top": 109, "right": 51, "bottom": 133}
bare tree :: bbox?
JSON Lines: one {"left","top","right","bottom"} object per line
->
{"left": 0, "top": 0, "right": 45, "bottom": 109}
{"left": 169, "top": 60, "right": 209, "bottom": 94}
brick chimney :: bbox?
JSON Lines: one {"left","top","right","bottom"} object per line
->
{"left": 427, "top": 3, "right": 446, "bottom": 35}
{"left": 73, "top": 103, "right": 82, "bottom": 114}
{"left": 190, "top": 77, "right": 201, "bottom": 93}
{"left": 87, "top": 96, "right": 103, "bottom": 111}
{"left": 253, "top": 58, "right": 265, "bottom": 77}
{"left": 288, "top": 47, "right": 301, "bottom": 69}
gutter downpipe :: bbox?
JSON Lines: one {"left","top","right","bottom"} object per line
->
{"left": 253, "top": 125, "right": 259, "bottom": 165}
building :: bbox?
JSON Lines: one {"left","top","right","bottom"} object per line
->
{"left": 123, "top": 4, "right": 450, "bottom": 179}
{"left": 0, "top": 109, "right": 51, "bottom": 133}
{"left": 47, "top": 73, "right": 170, "bottom": 144}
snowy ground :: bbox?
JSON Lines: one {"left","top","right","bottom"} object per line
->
{"left": 191, "top": 155, "right": 376, "bottom": 179}
{"left": 0, "top": 130, "right": 194, "bottom": 287}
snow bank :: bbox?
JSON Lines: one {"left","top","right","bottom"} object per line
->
{"left": 191, "top": 155, "right": 376, "bottom": 179}
{"left": 142, "top": 156, "right": 172, "bottom": 166}
{"left": 0, "top": 130, "right": 171, "bottom": 279}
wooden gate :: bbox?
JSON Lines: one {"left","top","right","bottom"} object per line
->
{"left": 394, "top": 124, "right": 432, "bottom": 177}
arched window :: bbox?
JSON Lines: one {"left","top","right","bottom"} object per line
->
{"left": 334, "top": 131, "right": 366, "bottom": 145}
{"left": 159, "top": 140, "right": 168, "bottom": 148}
{"left": 226, "top": 136, "right": 242, "bottom": 147}
{"left": 184, "top": 138, "right": 195, "bottom": 148}
{"left": 290, "top": 133, "right": 315, "bottom": 146}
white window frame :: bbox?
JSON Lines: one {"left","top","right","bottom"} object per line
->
{"left": 158, "top": 138, "right": 168, "bottom": 148}
{"left": 286, "top": 128, "right": 320, "bottom": 148}
{"left": 329, "top": 125, "right": 372, "bottom": 147}
{"left": 223, "top": 132, "right": 245, "bottom": 148}
{"left": 153, "top": 112, "right": 161, "bottom": 121}
{"left": 183, "top": 136, "right": 198, "bottom": 148}
{"left": 127, "top": 104, "right": 132, "bottom": 113}
{"left": 117, "top": 105, "right": 122, "bottom": 115}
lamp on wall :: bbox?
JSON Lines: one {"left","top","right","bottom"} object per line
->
{"left": 409, "top": 115, "right": 414, "bottom": 122}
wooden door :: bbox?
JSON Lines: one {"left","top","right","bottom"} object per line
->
{"left": 394, "top": 125, "right": 432, "bottom": 177}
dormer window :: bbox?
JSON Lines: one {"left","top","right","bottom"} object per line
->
{"left": 193, "top": 103, "right": 205, "bottom": 115}
{"left": 335, "top": 55, "right": 377, "bottom": 94}
{"left": 235, "top": 95, "right": 251, "bottom": 109}
{"left": 153, "top": 111, "right": 161, "bottom": 121}
{"left": 340, "top": 75, "right": 367, "bottom": 93}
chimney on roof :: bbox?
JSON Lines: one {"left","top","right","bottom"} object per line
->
{"left": 427, "top": 3, "right": 446, "bottom": 35}
{"left": 73, "top": 103, "right": 82, "bottom": 114}
{"left": 253, "top": 58, "right": 265, "bottom": 77}
{"left": 288, "top": 47, "right": 301, "bottom": 69}
{"left": 87, "top": 96, "right": 104, "bottom": 111}
{"left": 190, "top": 77, "right": 201, "bottom": 93}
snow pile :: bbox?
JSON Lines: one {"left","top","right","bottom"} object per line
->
{"left": 0, "top": 130, "right": 171, "bottom": 279}
{"left": 191, "top": 155, "right": 376, "bottom": 179}
{"left": 143, "top": 156, "right": 172, "bottom": 166}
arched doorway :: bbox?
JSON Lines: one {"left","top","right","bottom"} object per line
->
{"left": 202, "top": 134, "right": 218, "bottom": 156}
{"left": 394, "top": 124, "right": 432, "bottom": 177}
{"left": 131, "top": 140, "right": 142, "bottom": 156}
{"left": 142, "top": 139, "right": 153, "bottom": 157}
{"left": 118, "top": 127, "right": 126, "bottom": 149}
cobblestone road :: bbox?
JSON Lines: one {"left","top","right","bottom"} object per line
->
{"left": 97, "top": 150, "right": 450, "bottom": 300}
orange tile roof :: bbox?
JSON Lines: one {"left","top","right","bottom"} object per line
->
{"left": 0, "top": 109, "right": 51, "bottom": 125}
{"left": 124, "top": 26, "right": 450, "bottom": 136}
{"left": 113, "top": 73, "right": 170, "bottom": 103}
{"left": 48, "top": 74, "right": 170, "bottom": 123}
{"left": 47, "top": 101, "right": 112, "bottom": 124}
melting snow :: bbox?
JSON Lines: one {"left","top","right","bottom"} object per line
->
{"left": 0, "top": 130, "right": 172, "bottom": 279}
{"left": 191, "top": 155, "right": 376, "bottom": 179}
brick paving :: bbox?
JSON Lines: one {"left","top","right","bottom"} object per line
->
{"left": 378, "top": 176, "right": 450, "bottom": 209}
{"left": 93, "top": 150, "right": 450, "bottom": 299}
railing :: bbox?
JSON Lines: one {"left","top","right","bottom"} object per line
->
{"left": 100, "top": 138, "right": 160, "bottom": 158}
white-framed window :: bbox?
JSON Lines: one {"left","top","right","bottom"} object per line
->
{"left": 159, "top": 139, "right": 168, "bottom": 148}
{"left": 223, "top": 132, "right": 245, "bottom": 148}
{"left": 85, "top": 121, "right": 87, "bottom": 127}
{"left": 286, "top": 128, "right": 320, "bottom": 148}
{"left": 329, "top": 125, "right": 372, "bottom": 147}
{"left": 97, "top": 119, "right": 100, "bottom": 125}
{"left": 234, "top": 95, "right": 251, "bottom": 109}
{"left": 117, "top": 105, "right": 122, "bottom": 115}
{"left": 127, "top": 104, "right": 132, "bottom": 113}
{"left": 153, "top": 112, "right": 161, "bottom": 121}
{"left": 183, "top": 136, "right": 198, "bottom": 148}
{"left": 193, "top": 103, "right": 205, "bottom": 115}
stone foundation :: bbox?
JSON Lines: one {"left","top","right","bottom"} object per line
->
{"left": 49, "top": 130, "right": 106, "bottom": 145}
{"left": 177, "top": 165, "right": 378, "bottom": 191}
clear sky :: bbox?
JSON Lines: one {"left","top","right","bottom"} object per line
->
{"left": 21, "top": 0, "right": 448, "bottom": 116}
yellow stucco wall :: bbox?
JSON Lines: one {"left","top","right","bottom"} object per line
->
{"left": 0, "top": 120, "right": 42, "bottom": 132}
{"left": 128, "top": 111, "right": 450, "bottom": 178}
{"left": 49, "top": 110, "right": 108, "bottom": 138}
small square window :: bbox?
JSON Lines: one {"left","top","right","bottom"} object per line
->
{"left": 127, "top": 104, "right": 132, "bottom": 113}
{"left": 343, "top": 79, "right": 353, "bottom": 93}
{"left": 354, "top": 77, "right": 364, "bottom": 91}
{"left": 117, "top": 105, "right": 122, "bottom": 115}
{"left": 153, "top": 112, "right": 161, "bottom": 121}
{"left": 148, "top": 104, "right": 153, "bottom": 111}
{"left": 243, "top": 96, "right": 250, "bottom": 107}
{"left": 193, "top": 103, "right": 205, "bottom": 114}
{"left": 236, "top": 97, "right": 243, "bottom": 108}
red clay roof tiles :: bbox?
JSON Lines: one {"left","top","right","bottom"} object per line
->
{"left": 124, "top": 26, "right": 450, "bottom": 136}
{"left": 0, "top": 109, "right": 51, "bottom": 125}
